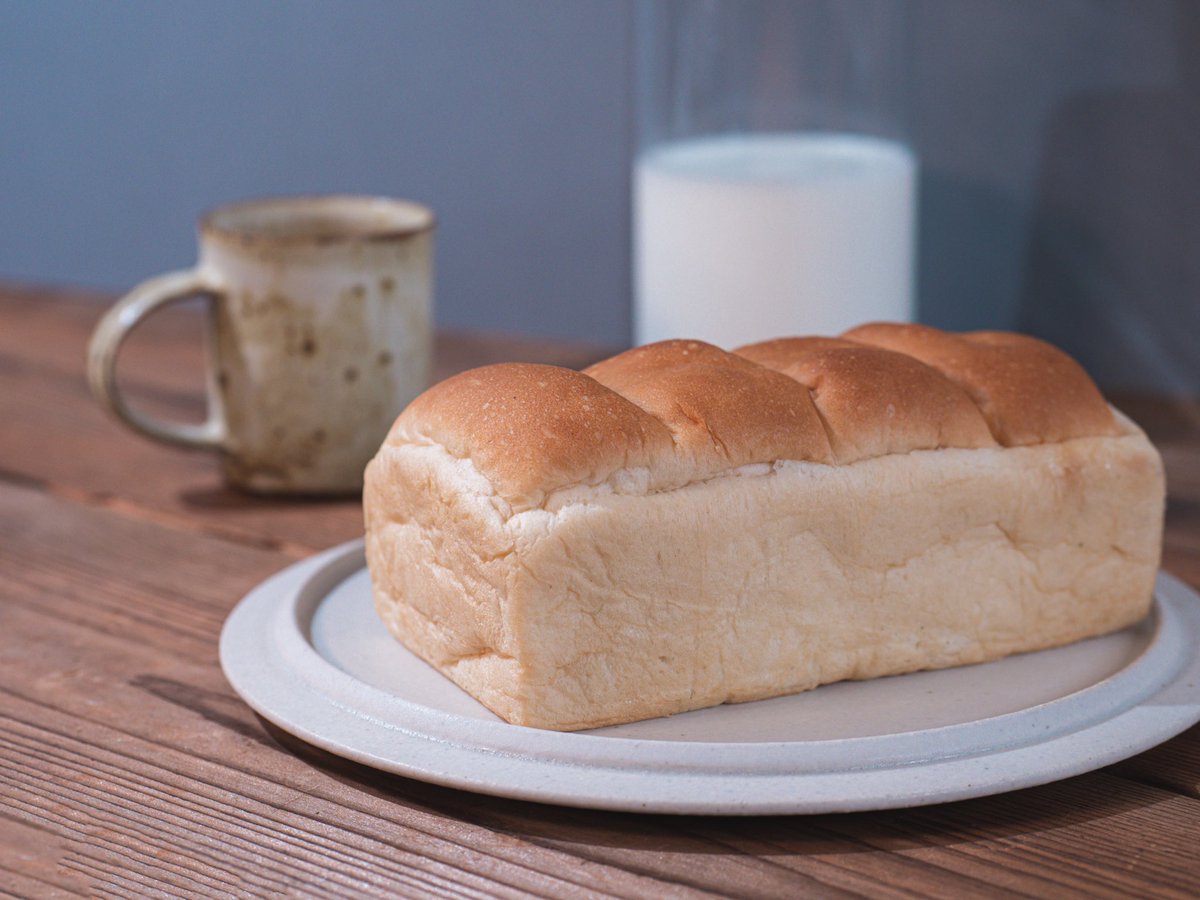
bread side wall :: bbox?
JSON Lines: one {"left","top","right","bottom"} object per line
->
{"left": 364, "top": 445, "right": 528, "bottom": 722}
{"left": 506, "top": 430, "right": 1164, "bottom": 730}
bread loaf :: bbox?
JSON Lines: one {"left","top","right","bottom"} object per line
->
{"left": 363, "top": 324, "right": 1164, "bottom": 731}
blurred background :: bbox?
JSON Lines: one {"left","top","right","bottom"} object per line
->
{"left": 1, "top": 0, "right": 1195, "bottom": 394}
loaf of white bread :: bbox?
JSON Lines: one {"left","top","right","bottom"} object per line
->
{"left": 364, "top": 324, "right": 1165, "bottom": 731}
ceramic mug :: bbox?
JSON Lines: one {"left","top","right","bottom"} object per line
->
{"left": 87, "top": 195, "right": 435, "bottom": 494}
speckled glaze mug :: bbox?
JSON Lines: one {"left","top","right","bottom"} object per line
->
{"left": 87, "top": 195, "right": 434, "bottom": 494}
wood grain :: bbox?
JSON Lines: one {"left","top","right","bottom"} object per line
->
{"left": 2, "top": 282, "right": 1198, "bottom": 897}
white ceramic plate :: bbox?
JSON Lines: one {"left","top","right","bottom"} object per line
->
{"left": 220, "top": 540, "right": 1200, "bottom": 815}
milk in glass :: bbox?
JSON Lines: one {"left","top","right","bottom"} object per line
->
{"left": 635, "top": 133, "right": 916, "bottom": 348}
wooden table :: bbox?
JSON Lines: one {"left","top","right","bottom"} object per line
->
{"left": 2, "top": 282, "right": 1198, "bottom": 898}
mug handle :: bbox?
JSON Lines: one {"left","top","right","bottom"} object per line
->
{"left": 86, "top": 268, "right": 229, "bottom": 450}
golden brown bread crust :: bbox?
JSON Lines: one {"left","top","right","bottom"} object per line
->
{"left": 733, "top": 335, "right": 862, "bottom": 367}
{"left": 734, "top": 338, "right": 996, "bottom": 463}
{"left": 584, "top": 340, "right": 833, "bottom": 471}
{"left": 387, "top": 324, "right": 1118, "bottom": 510}
{"left": 843, "top": 323, "right": 1119, "bottom": 445}
{"left": 389, "top": 362, "right": 676, "bottom": 510}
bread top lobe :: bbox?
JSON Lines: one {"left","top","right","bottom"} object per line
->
{"left": 584, "top": 340, "right": 833, "bottom": 471}
{"left": 735, "top": 337, "right": 997, "bottom": 463}
{"left": 386, "top": 324, "right": 1119, "bottom": 510}
{"left": 842, "top": 323, "right": 1120, "bottom": 446}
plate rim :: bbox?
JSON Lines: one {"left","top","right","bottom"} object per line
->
{"left": 220, "top": 539, "right": 1200, "bottom": 815}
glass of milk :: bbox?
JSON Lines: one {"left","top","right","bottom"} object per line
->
{"left": 634, "top": 0, "right": 916, "bottom": 347}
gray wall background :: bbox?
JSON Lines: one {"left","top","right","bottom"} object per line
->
{"left": 2, "top": 0, "right": 1195, "bottom": 393}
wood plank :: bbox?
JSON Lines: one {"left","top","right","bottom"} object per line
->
{"left": 0, "top": 478, "right": 285, "bottom": 659}
{"left": 1112, "top": 726, "right": 1200, "bottom": 800}
{"left": 2, "top": 704, "right": 545, "bottom": 899}
{"left": 0, "top": 815, "right": 88, "bottom": 898}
